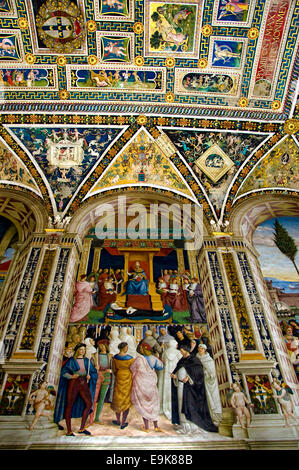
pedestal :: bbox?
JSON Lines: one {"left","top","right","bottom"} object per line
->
{"left": 0, "top": 416, "right": 58, "bottom": 447}
{"left": 246, "top": 415, "right": 299, "bottom": 440}
{"left": 218, "top": 408, "right": 235, "bottom": 437}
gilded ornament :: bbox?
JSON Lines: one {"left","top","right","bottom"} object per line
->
{"left": 238, "top": 97, "right": 248, "bottom": 107}
{"left": 87, "top": 20, "right": 97, "bottom": 32}
{"left": 201, "top": 24, "right": 213, "bottom": 37}
{"left": 197, "top": 58, "right": 208, "bottom": 69}
{"left": 165, "top": 92, "right": 175, "bottom": 103}
{"left": 25, "top": 53, "right": 36, "bottom": 64}
{"left": 59, "top": 89, "right": 69, "bottom": 100}
{"left": 17, "top": 17, "right": 28, "bottom": 29}
{"left": 271, "top": 100, "right": 281, "bottom": 110}
{"left": 133, "top": 22, "right": 144, "bottom": 34}
{"left": 247, "top": 27, "right": 259, "bottom": 39}
{"left": 283, "top": 119, "right": 299, "bottom": 134}
{"left": 137, "top": 115, "right": 147, "bottom": 126}
{"left": 56, "top": 56, "right": 67, "bottom": 66}
{"left": 88, "top": 55, "right": 98, "bottom": 65}
{"left": 165, "top": 57, "right": 175, "bottom": 68}
{"left": 134, "top": 56, "right": 144, "bottom": 66}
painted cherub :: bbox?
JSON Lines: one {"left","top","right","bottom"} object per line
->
{"left": 229, "top": 382, "right": 253, "bottom": 429}
{"left": 28, "top": 381, "right": 56, "bottom": 431}
{"left": 271, "top": 379, "right": 299, "bottom": 427}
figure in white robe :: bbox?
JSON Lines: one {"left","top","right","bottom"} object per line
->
{"left": 130, "top": 343, "right": 164, "bottom": 432}
{"left": 69, "top": 275, "right": 93, "bottom": 323}
{"left": 109, "top": 327, "right": 121, "bottom": 355}
{"left": 119, "top": 327, "right": 137, "bottom": 358}
{"left": 158, "top": 339, "right": 181, "bottom": 420}
{"left": 108, "top": 327, "right": 121, "bottom": 401}
{"left": 196, "top": 344, "right": 222, "bottom": 424}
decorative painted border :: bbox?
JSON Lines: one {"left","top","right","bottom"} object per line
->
{"left": 66, "top": 64, "right": 167, "bottom": 94}
{"left": 96, "top": 31, "right": 135, "bottom": 65}
{"left": 174, "top": 67, "right": 241, "bottom": 97}
{"left": 208, "top": 36, "right": 248, "bottom": 70}
{"left": 0, "top": 112, "right": 283, "bottom": 133}
{"left": 25, "top": 0, "right": 88, "bottom": 56}
{"left": 212, "top": 0, "right": 256, "bottom": 28}
{"left": 94, "top": 0, "right": 135, "bottom": 22}
{"left": 0, "top": 97, "right": 291, "bottom": 119}
{"left": 144, "top": 0, "right": 203, "bottom": 59}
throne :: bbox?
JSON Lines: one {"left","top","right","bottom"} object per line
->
{"left": 116, "top": 248, "right": 163, "bottom": 312}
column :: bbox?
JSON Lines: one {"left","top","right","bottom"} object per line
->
{"left": 187, "top": 249, "right": 199, "bottom": 278}
{"left": 91, "top": 247, "right": 102, "bottom": 273}
{"left": 77, "top": 237, "right": 92, "bottom": 280}
{"left": 198, "top": 234, "right": 299, "bottom": 440}
{"left": 0, "top": 230, "right": 81, "bottom": 443}
{"left": 148, "top": 251, "right": 163, "bottom": 311}
{"left": 116, "top": 251, "right": 129, "bottom": 307}
{"left": 176, "top": 248, "right": 185, "bottom": 274}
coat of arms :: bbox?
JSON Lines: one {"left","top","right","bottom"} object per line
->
{"left": 46, "top": 129, "right": 84, "bottom": 169}
{"left": 36, "top": 0, "right": 85, "bottom": 53}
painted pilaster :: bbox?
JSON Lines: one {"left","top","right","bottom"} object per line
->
{"left": 200, "top": 234, "right": 299, "bottom": 440}
{"left": 0, "top": 230, "right": 81, "bottom": 440}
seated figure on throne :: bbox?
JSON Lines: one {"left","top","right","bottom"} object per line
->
{"left": 125, "top": 261, "right": 149, "bottom": 296}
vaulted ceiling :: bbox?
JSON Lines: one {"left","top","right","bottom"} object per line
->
{"left": 0, "top": 0, "right": 298, "bottom": 224}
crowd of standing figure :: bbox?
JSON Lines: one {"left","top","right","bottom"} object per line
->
{"left": 50, "top": 324, "right": 221, "bottom": 436}
{"left": 27, "top": 323, "right": 298, "bottom": 434}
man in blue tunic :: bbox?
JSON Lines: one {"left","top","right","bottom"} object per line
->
{"left": 54, "top": 342, "right": 98, "bottom": 436}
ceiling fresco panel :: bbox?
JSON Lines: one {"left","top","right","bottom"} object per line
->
{"left": 162, "top": 127, "right": 271, "bottom": 213}
{"left": 0, "top": 29, "right": 24, "bottom": 62}
{"left": 87, "top": 128, "right": 196, "bottom": 200}
{"left": 0, "top": 137, "right": 40, "bottom": 195}
{"left": 143, "top": 0, "right": 203, "bottom": 59}
{"left": 6, "top": 125, "right": 127, "bottom": 212}
{"left": 0, "top": 0, "right": 17, "bottom": 18}
{"left": 212, "top": 0, "right": 256, "bottom": 28}
{"left": 236, "top": 135, "right": 299, "bottom": 197}
{"left": 0, "top": 0, "right": 296, "bottom": 118}
{"left": 26, "top": 0, "right": 88, "bottom": 55}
